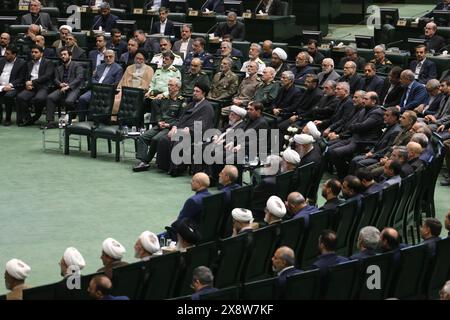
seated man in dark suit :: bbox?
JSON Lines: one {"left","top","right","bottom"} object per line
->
{"left": 421, "top": 22, "right": 447, "bottom": 52}
{"left": 362, "top": 63, "right": 384, "bottom": 96}
{"left": 318, "top": 179, "right": 344, "bottom": 213}
{"left": 217, "top": 165, "right": 241, "bottom": 202}
{"left": 341, "top": 175, "right": 364, "bottom": 209}
{"left": 406, "top": 141, "right": 425, "bottom": 171}
{"left": 307, "top": 39, "right": 325, "bottom": 65}
{"left": 337, "top": 61, "right": 364, "bottom": 95}
{"left": 414, "top": 79, "right": 444, "bottom": 117}
{"left": 290, "top": 51, "right": 315, "bottom": 85}
{"left": 56, "top": 33, "right": 86, "bottom": 60}
{"left": 321, "top": 82, "right": 355, "bottom": 134}
{"left": 286, "top": 192, "right": 319, "bottom": 227}
{"left": 204, "top": 0, "right": 225, "bottom": 14}
{"left": 214, "top": 11, "right": 245, "bottom": 41}
{"left": 310, "top": 80, "right": 340, "bottom": 125}
{"left": 410, "top": 45, "right": 437, "bottom": 85}
{"left": 256, "top": 0, "right": 283, "bottom": 15}
{"left": 21, "top": 0, "right": 55, "bottom": 32}
{"left": 106, "top": 28, "right": 128, "bottom": 58}
{"left": 191, "top": 266, "right": 219, "bottom": 300}
{"left": 379, "top": 66, "right": 404, "bottom": 108}
{"left": 119, "top": 38, "right": 139, "bottom": 66}
{"left": 398, "top": 69, "right": 429, "bottom": 113}
{"left": 378, "top": 227, "right": 408, "bottom": 265}
{"left": 173, "top": 24, "right": 194, "bottom": 59}
{"left": 92, "top": 2, "right": 118, "bottom": 32}
{"left": 0, "top": 46, "right": 27, "bottom": 126}
{"left": 88, "top": 275, "right": 129, "bottom": 300}
{"left": 356, "top": 168, "right": 384, "bottom": 195}
{"left": 420, "top": 218, "right": 442, "bottom": 257}
{"left": 34, "top": 35, "right": 55, "bottom": 58}
{"left": 16, "top": 46, "right": 54, "bottom": 126}
{"left": 338, "top": 46, "right": 366, "bottom": 70}
{"left": 88, "top": 34, "right": 107, "bottom": 70}
{"left": 350, "top": 226, "right": 380, "bottom": 260}
{"left": 311, "top": 230, "right": 349, "bottom": 275}
{"left": 272, "top": 71, "right": 303, "bottom": 120}
{"left": 76, "top": 49, "right": 123, "bottom": 121}
{"left": 151, "top": 7, "right": 175, "bottom": 36}
{"left": 271, "top": 246, "right": 302, "bottom": 299}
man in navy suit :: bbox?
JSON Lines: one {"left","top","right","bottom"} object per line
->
{"left": 106, "top": 28, "right": 128, "bottom": 58}
{"left": 362, "top": 63, "right": 384, "bottom": 96}
{"left": 88, "top": 275, "right": 129, "bottom": 300}
{"left": 76, "top": 49, "right": 123, "bottom": 121}
{"left": 350, "top": 226, "right": 380, "bottom": 260}
{"left": 92, "top": 2, "right": 118, "bottom": 32}
{"left": 414, "top": 78, "right": 444, "bottom": 116}
{"left": 16, "top": 46, "right": 54, "bottom": 126}
{"left": 0, "top": 46, "right": 27, "bottom": 126}
{"left": 286, "top": 192, "right": 319, "bottom": 227}
{"left": 191, "top": 266, "right": 219, "bottom": 300}
{"left": 218, "top": 165, "right": 241, "bottom": 203}
{"left": 410, "top": 45, "right": 437, "bottom": 85}
{"left": 420, "top": 218, "right": 442, "bottom": 257}
{"left": 398, "top": 69, "right": 429, "bottom": 112}
{"left": 272, "top": 246, "right": 302, "bottom": 298}
{"left": 311, "top": 230, "right": 349, "bottom": 275}
{"left": 88, "top": 34, "right": 107, "bottom": 70}
{"left": 151, "top": 7, "right": 175, "bottom": 36}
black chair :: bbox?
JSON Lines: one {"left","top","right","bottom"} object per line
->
{"left": 111, "top": 260, "right": 149, "bottom": 299}
{"left": 352, "top": 191, "right": 381, "bottom": 252}
{"left": 298, "top": 210, "right": 331, "bottom": 268}
{"left": 352, "top": 252, "right": 395, "bottom": 300}
{"left": 241, "top": 225, "right": 279, "bottom": 282}
{"left": 200, "top": 286, "right": 239, "bottom": 300}
{"left": 174, "top": 241, "right": 218, "bottom": 297}
{"left": 404, "top": 168, "right": 424, "bottom": 244}
{"left": 284, "top": 269, "right": 321, "bottom": 300}
{"left": 322, "top": 260, "right": 360, "bottom": 300}
{"left": 275, "top": 170, "right": 294, "bottom": 200}
{"left": 278, "top": 217, "right": 306, "bottom": 261}
{"left": 374, "top": 183, "right": 400, "bottom": 231}
{"left": 214, "top": 233, "right": 250, "bottom": 288}
{"left": 199, "top": 192, "right": 226, "bottom": 243}
{"left": 55, "top": 272, "right": 101, "bottom": 300}
{"left": 333, "top": 199, "right": 361, "bottom": 257}
{"left": 91, "top": 86, "right": 144, "bottom": 161}
{"left": 389, "top": 244, "right": 428, "bottom": 299}
{"left": 390, "top": 174, "right": 415, "bottom": 239}
{"left": 220, "top": 185, "right": 253, "bottom": 238}
{"left": 426, "top": 237, "right": 450, "bottom": 299}
{"left": 23, "top": 283, "right": 57, "bottom": 300}
{"left": 64, "top": 83, "right": 115, "bottom": 156}
{"left": 294, "top": 162, "right": 315, "bottom": 196}
{"left": 241, "top": 277, "right": 278, "bottom": 300}
{"left": 143, "top": 251, "right": 181, "bottom": 299}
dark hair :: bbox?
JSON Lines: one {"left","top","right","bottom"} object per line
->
{"left": 96, "top": 34, "right": 105, "bottom": 41}
{"left": 325, "top": 179, "right": 341, "bottom": 196}
{"left": 382, "top": 228, "right": 400, "bottom": 250}
{"left": 389, "top": 66, "right": 403, "bottom": 79}
{"left": 365, "top": 62, "right": 376, "bottom": 71}
{"left": 343, "top": 175, "right": 362, "bottom": 194}
{"left": 5, "top": 46, "right": 18, "bottom": 55}
{"left": 424, "top": 218, "right": 442, "bottom": 237}
{"left": 110, "top": 28, "right": 121, "bottom": 35}
{"left": 222, "top": 34, "right": 234, "bottom": 42}
{"left": 135, "top": 49, "right": 147, "bottom": 60}
{"left": 91, "top": 275, "right": 112, "bottom": 296}
{"left": 249, "top": 101, "right": 263, "bottom": 112}
{"left": 356, "top": 168, "right": 374, "bottom": 182}
{"left": 319, "top": 230, "right": 337, "bottom": 251}
{"left": 162, "top": 50, "right": 175, "bottom": 61}
{"left": 194, "top": 81, "right": 210, "bottom": 95}
{"left": 59, "top": 47, "right": 72, "bottom": 56}
{"left": 194, "top": 37, "right": 206, "bottom": 48}
{"left": 306, "top": 73, "right": 319, "bottom": 85}
{"left": 307, "top": 39, "right": 318, "bottom": 47}
{"left": 386, "top": 106, "right": 400, "bottom": 120}
{"left": 388, "top": 159, "right": 402, "bottom": 176}
{"left": 416, "top": 44, "right": 427, "bottom": 52}
{"left": 31, "top": 45, "right": 43, "bottom": 53}
{"left": 440, "top": 79, "right": 450, "bottom": 86}
{"left": 159, "top": 6, "right": 169, "bottom": 13}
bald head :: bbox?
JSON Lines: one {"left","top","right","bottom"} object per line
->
{"left": 219, "top": 165, "right": 238, "bottom": 186}
{"left": 286, "top": 192, "right": 306, "bottom": 214}
{"left": 272, "top": 246, "right": 296, "bottom": 272}
{"left": 380, "top": 227, "right": 400, "bottom": 251}
{"left": 88, "top": 275, "right": 112, "bottom": 299}
{"left": 407, "top": 141, "right": 422, "bottom": 160}
{"left": 191, "top": 172, "right": 210, "bottom": 191}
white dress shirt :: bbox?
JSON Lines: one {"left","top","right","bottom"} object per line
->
{"left": 159, "top": 20, "right": 167, "bottom": 34}
{"left": 0, "top": 59, "right": 15, "bottom": 86}
{"left": 30, "top": 58, "right": 42, "bottom": 81}
{"left": 98, "top": 64, "right": 111, "bottom": 83}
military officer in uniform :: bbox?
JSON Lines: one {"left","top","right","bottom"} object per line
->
{"left": 370, "top": 45, "right": 393, "bottom": 74}
{"left": 181, "top": 58, "right": 211, "bottom": 97}
{"left": 207, "top": 57, "right": 239, "bottom": 101}
{"left": 183, "top": 37, "right": 214, "bottom": 70}
{"left": 150, "top": 37, "right": 183, "bottom": 68}
{"left": 253, "top": 66, "right": 280, "bottom": 112}
{"left": 213, "top": 41, "right": 242, "bottom": 71}
{"left": 133, "top": 78, "right": 186, "bottom": 172}
{"left": 241, "top": 43, "right": 266, "bottom": 75}
{"left": 145, "top": 51, "right": 182, "bottom": 98}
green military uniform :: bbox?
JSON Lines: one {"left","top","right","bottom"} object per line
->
{"left": 213, "top": 56, "right": 242, "bottom": 72}
{"left": 370, "top": 58, "right": 393, "bottom": 74}
{"left": 181, "top": 71, "right": 211, "bottom": 97}
{"left": 207, "top": 70, "right": 239, "bottom": 101}
{"left": 234, "top": 75, "right": 260, "bottom": 105}
{"left": 253, "top": 80, "right": 280, "bottom": 112}
{"left": 147, "top": 65, "right": 182, "bottom": 96}
{"left": 136, "top": 94, "right": 186, "bottom": 164}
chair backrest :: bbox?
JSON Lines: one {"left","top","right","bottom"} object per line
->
{"left": 241, "top": 225, "right": 280, "bottom": 282}
{"left": 390, "top": 174, "right": 415, "bottom": 234}
{"left": 352, "top": 252, "right": 395, "bottom": 300}
{"left": 322, "top": 260, "right": 360, "bottom": 300}
{"left": 279, "top": 1, "right": 289, "bottom": 16}
{"left": 278, "top": 217, "right": 306, "bottom": 260}
{"left": 118, "top": 86, "right": 145, "bottom": 127}
{"left": 143, "top": 251, "right": 181, "bottom": 299}
{"left": 199, "top": 192, "right": 226, "bottom": 243}
{"left": 88, "top": 83, "right": 116, "bottom": 122}
{"left": 41, "top": 6, "right": 60, "bottom": 18}
{"left": 294, "top": 162, "right": 315, "bottom": 196}
{"left": 427, "top": 237, "right": 450, "bottom": 299}
{"left": 55, "top": 272, "right": 101, "bottom": 300}
{"left": 175, "top": 241, "right": 218, "bottom": 297}
{"left": 374, "top": 183, "right": 400, "bottom": 230}
{"left": 221, "top": 185, "right": 253, "bottom": 238}
{"left": 241, "top": 277, "right": 278, "bottom": 300}
{"left": 214, "top": 233, "right": 250, "bottom": 288}
{"left": 390, "top": 244, "right": 428, "bottom": 299}
{"left": 275, "top": 170, "right": 294, "bottom": 200}
{"left": 285, "top": 269, "right": 321, "bottom": 300}
{"left": 111, "top": 260, "right": 149, "bottom": 299}
{"left": 298, "top": 210, "right": 331, "bottom": 268}
{"left": 23, "top": 282, "right": 57, "bottom": 300}
{"left": 200, "top": 286, "right": 239, "bottom": 300}
{"left": 353, "top": 191, "right": 381, "bottom": 252}
{"left": 72, "top": 59, "right": 91, "bottom": 90}
{"left": 333, "top": 199, "right": 361, "bottom": 257}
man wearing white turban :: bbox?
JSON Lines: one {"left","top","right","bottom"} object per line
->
{"left": 303, "top": 121, "right": 322, "bottom": 141}
{"left": 97, "top": 237, "right": 128, "bottom": 279}
{"left": 232, "top": 208, "right": 254, "bottom": 236}
{"left": 134, "top": 231, "right": 161, "bottom": 260}
{"left": 60, "top": 247, "right": 86, "bottom": 278}
{"left": 293, "top": 133, "right": 322, "bottom": 168}
{"left": 271, "top": 48, "right": 289, "bottom": 78}
{"left": 264, "top": 195, "right": 287, "bottom": 225}
{"left": 281, "top": 148, "right": 300, "bottom": 172}
{"left": 5, "top": 258, "right": 31, "bottom": 300}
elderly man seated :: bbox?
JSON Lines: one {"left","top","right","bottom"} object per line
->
{"left": 59, "top": 247, "right": 86, "bottom": 278}
{"left": 231, "top": 208, "right": 255, "bottom": 236}
{"left": 97, "top": 237, "right": 128, "bottom": 279}
{"left": 5, "top": 258, "right": 31, "bottom": 300}
{"left": 134, "top": 231, "right": 161, "bottom": 261}
{"left": 263, "top": 195, "right": 287, "bottom": 226}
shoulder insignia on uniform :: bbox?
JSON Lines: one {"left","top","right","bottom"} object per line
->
{"left": 168, "top": 66, "right": 177, "bottom": 71}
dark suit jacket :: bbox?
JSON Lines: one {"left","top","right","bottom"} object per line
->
{"left": 151, "top": 19, "right": 175, "bottom": 36}
{"left": 176, "top": 99, "right": 215, "bottom": 132}
{"left": 300, "top": 145, "right": 322, "bottom": 168}
{"left": 423, "top": 93, "right": 444, "bottom": 116}
{"left": 92, "top": 14, "right": 119, "bottom": 32}
{"left": 363, "top": 75, "right": 384, "bottom": 96}
{"left": 191, "top": 286, "right": 219, "bottom": 300}
{"left": 277, "top": 266, "right": 302, "bottom": 299}
{"left": 88, "top": 49, "right": 106, "bottom": 69}
{"left": 422, "top": 34, "right": 447, "bottom": 52}
{"left": 290, "top": 65, "right": 315, "bottom": 85}
{"left": 410, "top": 59, "right": 437, "bottom": 85}
{"left": 292, "top": 205, "right": 319, "bottom": 227}
{"left": 256, "top": 0, "right": 283, "bottom": 15}
{"left": 57, "top": 46, "right": 86, "bottom": 60}
{"left": 205, "top": 0, "right": 224, "bottom": 13}
{"left": 272, "top": 84, "right": 303, "bottom": 113}
{"left": 43, "top": 47, "right": 55, "bottom": 59}
{"left": 293, "top": 87, "right": 323, "bottom": 117}
{"left": 338, "top": 73, "right": 364, "bottom": 94}
{"left": 25, "top": 58, "right": 54, "bottom": 90}
{"left": 423, "top": 236, "right": 441, "bottom": 257}
{"left": 379, "top": 80, "right": 405, "bottom": 107}
{"left": 349, "top": 249, "right": 377, "bottom": 260}
{"left": 107, "top": 40, "right": 128, "bottom": 58}
{"left": 92, "top": 62, "right": 123, "bottom": 86}
{"left": 119, "top": 52, "right": 135, "bottom": 66}
{"left": 214, "top": 21, "right": 245, "bottom": 41}
{"left": 21, "top": 12, "right": 55, "bottom": 31}
{"left": 176, "top": 189, "right": 212, "bottom": 225}
{"left": 318, "top": 70, "right": 340, "bottom": 86}
{"left": 319, "top": 197, "right": 344, "bottom": 213}
{"left": 400, "top": 80, "right": 429, "bottom": 112}
{"left": 327, "top": 96, "right": 355, "bottom": 132}
{"left": 0, "top": 58, "right": 27, "bottom": 90}
{"left": 348, "top": 106, "right": 385, "bottom": 145}
{"left": 311, "top": 253, "right": 349, "bottom": 276}
{"left": 311, "top": 95, "right": 339, "bottom": 122}
{"left": 54, "top": 61, "right": 85, "bottom": 91}
{"left": 372, "top": 123, "right": 402, "bottom": 158}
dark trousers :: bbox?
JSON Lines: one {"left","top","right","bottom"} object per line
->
{"left": 327, "top": 138, "right": 360, "bottom": 179}
{"left": 349, "top": 154, "right": 379, "bottom": 174}
{"left": 46, "top": 88, "right": 80, "bottom": 122}
{"left": 0, "top": 90, "right": 18, "bottom": 122}
{"left": 136, "top": 127, "right": 170, "bottom": 163}
{"left": 16, "top": 88, "right": 48, "bottom": 123}
{"left": 444, "top": 138, "right": 450, "bottom": 175}
{"left": 76, "top": 90, "right": 91, "bottom": 121}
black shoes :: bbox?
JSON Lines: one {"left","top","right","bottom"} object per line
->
{"left": 132, "top": 162, "right": 150, "bottom": 172}
{"left": 41, "top": 121, "right": 58, "bottom": 129}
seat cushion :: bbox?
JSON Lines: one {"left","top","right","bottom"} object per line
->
{"left": 93, "top": 125, "right": 122, "bottom": 139}
{"left": 66, "top": 121, "right": 94, "bottom": 135}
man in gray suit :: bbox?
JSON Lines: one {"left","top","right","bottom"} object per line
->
{"left": 21, "top": 0, "right": 56, "bottom": 32}
{"left": 43, "top": 48, "right": 85, "bottom": 129}
{"left": 76, "top": 49, "right": 123, "bottom": 121}
{"left": 318, "top": 58, "right": 340, "bottom": 87}
{"left": 172, "top": 24, "right": 194, "bottom": 59}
